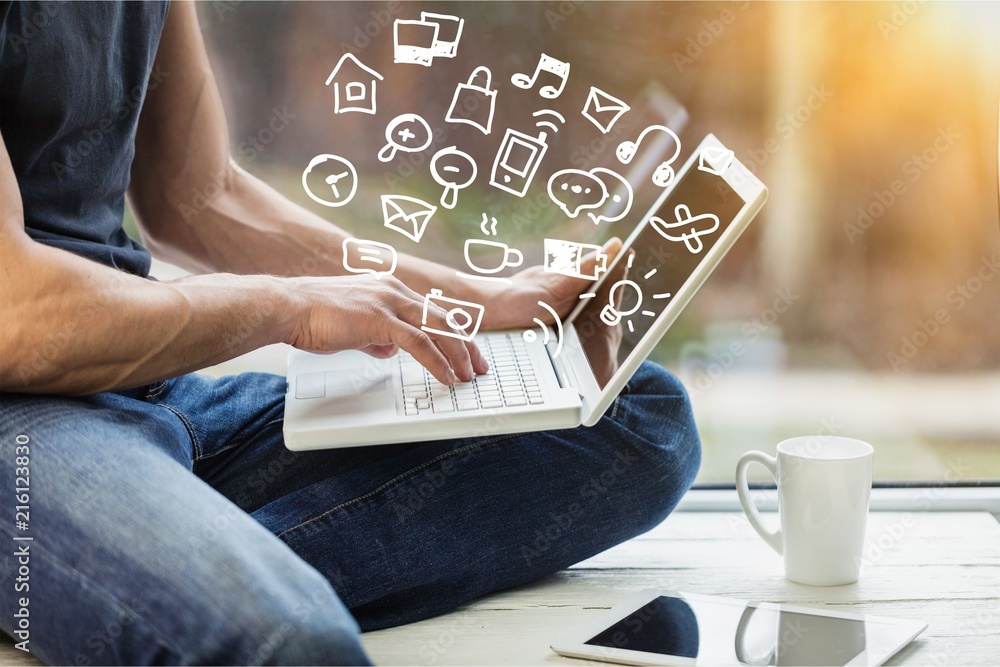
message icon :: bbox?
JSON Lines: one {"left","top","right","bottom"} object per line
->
{"left": 547, "top": 167, "right": 633, "bottom": 224}
{"left": 342, "top": 239, "right": 398, "bottom": 279}
{"left": 381, "top": 194, "right": 438, "bottom": 243}
{"left": 582, "top": 86, "right": 630, "bottom": 134}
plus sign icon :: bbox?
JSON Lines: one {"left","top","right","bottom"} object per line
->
{"left": 377, "top": 113, "right": 433, "bottom": 162}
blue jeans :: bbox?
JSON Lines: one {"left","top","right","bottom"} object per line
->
{"left": 0, "top": 361, "right": 700, "bottom": 665}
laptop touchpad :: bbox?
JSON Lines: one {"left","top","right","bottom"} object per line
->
{"left": 325, "top": 364, "right": 389, "bottom": 398}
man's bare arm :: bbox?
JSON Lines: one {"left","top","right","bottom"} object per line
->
{"left": 0, "top": 125, "right": 486, "bottom": 395}
{"left": 126, "top": 2, "right": 601, "bottom": 332}
{"left": 128, "top": 3, "right": 463, "bottom": 292}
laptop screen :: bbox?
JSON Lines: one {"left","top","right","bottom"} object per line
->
{"left": 573, "top": 164, "right": 746, "bottom": 389}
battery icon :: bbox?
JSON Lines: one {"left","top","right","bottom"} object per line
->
{"left": 543, "top": 239, "right": 608, "bottom": 281}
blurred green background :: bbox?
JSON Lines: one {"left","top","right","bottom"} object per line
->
{"left": 130, "top": 1, "right": 999, "bottom": 485}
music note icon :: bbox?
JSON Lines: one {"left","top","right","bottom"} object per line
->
{"left": 511, "top": 53, "right": 570, "bottom": 99}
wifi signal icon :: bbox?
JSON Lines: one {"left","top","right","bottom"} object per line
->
{"left": 532, "top": 109, "right": 566, "bottom": 137}
{"left": 522, "top": 300, "right": 564, "bottom": 358}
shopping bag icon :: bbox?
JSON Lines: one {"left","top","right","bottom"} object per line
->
{"left": 381, "top": 194, "right": 438, "bottom": 243}
{"left": 445, "top": 66, "right": 497, "bottom": 135}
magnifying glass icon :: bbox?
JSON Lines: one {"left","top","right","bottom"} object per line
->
{"left": 377, "top": 113, "right": 433, "bottom": 162}
{"left": 430, "top": 146, "right": 477, "bottom": 209}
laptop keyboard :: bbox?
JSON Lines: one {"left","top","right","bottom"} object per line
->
{"left": 399, "top": 333, "right": 545, "bottom": 416}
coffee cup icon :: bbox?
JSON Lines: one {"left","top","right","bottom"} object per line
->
{"left": 459, "top": 239, "right": 523, "bottom": 283}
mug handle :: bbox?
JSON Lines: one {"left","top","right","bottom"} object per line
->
{"left": 736, "top": 451, "right": 783, "bottom": 555}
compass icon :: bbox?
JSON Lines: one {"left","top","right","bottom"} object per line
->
{"left": 302, "top": 154, "right": 358, "bottom": 208}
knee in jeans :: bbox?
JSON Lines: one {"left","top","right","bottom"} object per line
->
{"left": 197, "top": 588, "right": 369, "bottom": 665}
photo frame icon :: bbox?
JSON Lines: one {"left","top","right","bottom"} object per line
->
{"left": 393, "top": 13, "right": 464, "bottom": 66}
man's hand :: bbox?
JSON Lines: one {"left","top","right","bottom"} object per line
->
{"left": 284, "top": 275, "right": 488, "bottom": 384}
{"left": 477, "top": 238, "right": 624, "bottom": 331}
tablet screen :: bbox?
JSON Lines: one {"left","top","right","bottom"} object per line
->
{"left": 584, "top": 595, "right": 869, "bottom": 665}
{"left": 573, "top": 165, "right": 746, "bottom": 389}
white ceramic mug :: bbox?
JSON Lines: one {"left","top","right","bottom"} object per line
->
{"left": 736, "top": 436, "right": 874, "bottom": 586}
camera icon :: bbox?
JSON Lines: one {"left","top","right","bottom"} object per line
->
{"left": 421, "top": 289, "right": 485, "bottom": 342}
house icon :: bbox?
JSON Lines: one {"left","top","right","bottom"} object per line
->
{"left": 325, "top": 53, "right": 384, "bottom": 115}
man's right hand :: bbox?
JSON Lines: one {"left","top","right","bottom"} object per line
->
{"left": 282, "top": 275, "right": 489, "bottom": 385}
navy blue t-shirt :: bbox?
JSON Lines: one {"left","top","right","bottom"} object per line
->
{"left": 0, "top": 1, "right": 169, "bottom": 277}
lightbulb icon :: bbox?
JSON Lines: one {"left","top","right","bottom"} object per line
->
{"left": 600, "top": 279, "right": 642, "bottom": 326}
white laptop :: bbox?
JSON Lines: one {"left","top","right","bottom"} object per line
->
{"left": 283, "top": 134, "right": 766, "bottom": 450}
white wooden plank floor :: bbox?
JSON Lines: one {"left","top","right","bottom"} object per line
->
{"left": 2, "top": 512, "right": 997, "bottom": 665}
{"left": 360, "top": 512, "right": 1000, "bottom": 666}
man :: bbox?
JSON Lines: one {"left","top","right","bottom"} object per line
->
{"left": 0, "top": 2, "right": 700, "bottom": 664}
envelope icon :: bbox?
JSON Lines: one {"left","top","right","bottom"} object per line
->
{"left": 381, "top": 194, "right": 438, "bottom": 243}
{"left": 582, "top": 86, "right": 631, "bottom": 135}
{"left": 697, "top": 147, "right": 735, "bottom": 176}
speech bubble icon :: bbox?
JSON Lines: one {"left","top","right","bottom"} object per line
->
{"left": 547, "top": 169, "right": 608, "bottom": 218}
{"left": 342, "top": 238, "right": 398, "bottom": 279}
{"left": 588, "top": 168, "right": 634, "bottom": 225}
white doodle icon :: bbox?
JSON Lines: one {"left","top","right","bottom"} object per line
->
{"left": 490, "top": 128, "right": 550, "bottom": 198}
{"left": 597, "top": 254, "right": 667, "bottom": 333}
{"left": 394, "top": 12, "right": 464, "bottom": 66}
{"left": 457, "top": 239, "right": 523, "bottom": 285}
{"left": 342, "top": 238, "right": 398, "bottom": 279}
{"left": 324, "top": 53, "right": 383, "bottom": 115}
{"left": 543, "top": 239, "right": 607, "bottom": 281}
{"left": 511, "top": 53, "right": 570, "bottom": 99}
{"left": 302, "top": 154, "right": 358, "bottom": 208}
{"left": 698, "top": 146, "right": 735, "bottom": 176}
{"left": 547, "top": 169, "right": 605, "bottom": 218}
{"left": 381, "top": 194, "right": 437, "bottom": 243}
{"left": 650, "top": 203, "right": 720, "bottom": 254}
{"left": 582, "top": 86, "right": 630, "bottom": 134}
{"left": 430, "top": 146, "right": 477, "bottom": 209}
{"left": 547, "top": 167, "right": 633, "bottom": 224}
{"left": 422, "top": 289, "right": 485, "bottom": 342}
{"left": 378, "top": 113, "right": 433, "bottom": 163}
{"left": 480, "top": 213, "right": 498, "bottom": 236}
{"left": 588, "top": 168, "right": 634, "bottom": 225}
{"left": 445, "top": 66, "right": 497, "bottom": 135}
{"left": 617, "top": 125, "right": 682, "bottom": 188}
{"left": 522, "top": 301, "right": 564, "bottom": 359}
{"left": 532, "top": 109, "right": 566, "bottom": 134}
